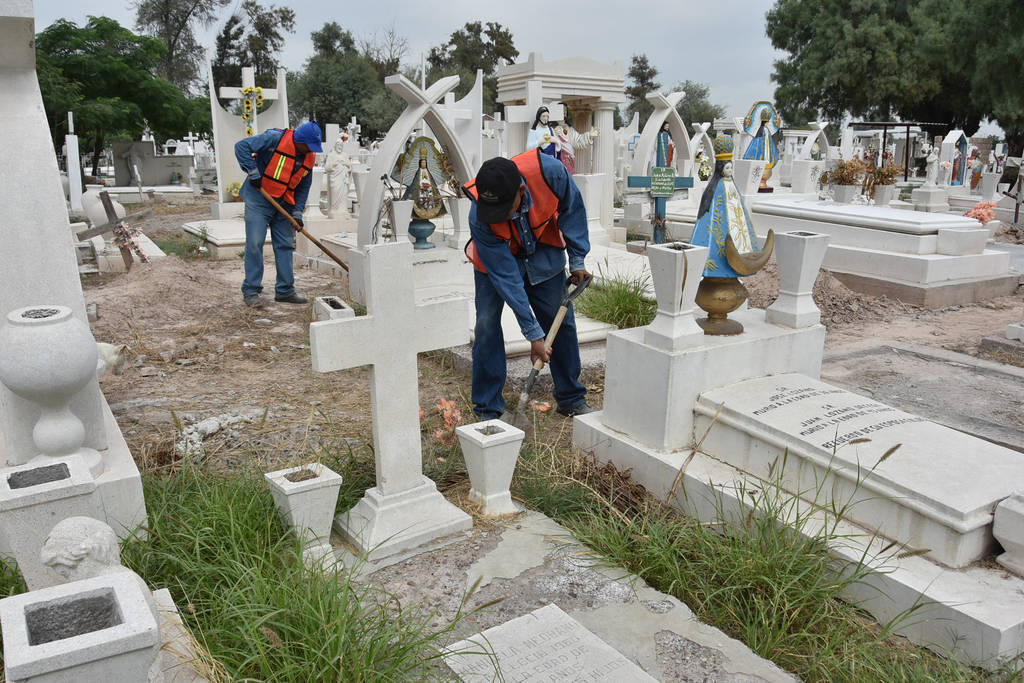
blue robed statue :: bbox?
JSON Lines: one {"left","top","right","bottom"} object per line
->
{"left": 742, "top": 103, "right": 780, "bottom": 193}
{"left": 690, "top": 134, "right": 774, "bottom": 335}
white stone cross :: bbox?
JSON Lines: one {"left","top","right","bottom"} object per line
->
{"left": 218, "top": 67, "right": 279, "bottom": 132}
{"left": 504, "top": 79, "right": 564, "bottom": 124}
{"left": 310, "top": 240, "right": 472, "bottom": 558}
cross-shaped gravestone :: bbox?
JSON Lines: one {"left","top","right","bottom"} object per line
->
{"left": 627, "top": 157, "right": 693, "bottom": 244}
{"left": 310, "top": 241, "right": 472, "bottom": 558}
{"left": 218, "top": 67, "right": 279, "bottom": 133}
{"left": 181, "top": 131, "right": 200, "bottom": 161}
{"left": 503, "top": 79, "right": 564, "bottom": 125}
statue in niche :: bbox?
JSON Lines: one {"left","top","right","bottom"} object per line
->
{"left": 657, "top": 121, "right": 676, "bottom": 169}
{"left": 527, "top": 106, "right": 561, "bottom": 160}
{"left": 690, "top": 134, "right": 774, "bottom": 336}
{"left": 41, "top": 516, "right": 164, "bottom": 681}
{"left": 391, "top": 136, "right": 454, "bottom": 249}
{"left": 325, "top": 134, "right": 352, "bottom": 217}
{"left": 742, "top": 101, "right": 781, "bottom": 193}
{"left": 555, "top": 121, "right": 599, "bottom": 175}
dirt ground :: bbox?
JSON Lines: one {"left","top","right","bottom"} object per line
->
{"left": 84, "top": 196, "right": 1024, "bottom": 475}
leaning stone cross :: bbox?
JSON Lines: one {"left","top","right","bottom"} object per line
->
{"left": 218, "top": 67, "right": 279, "bottom": 133}
{"left": 310, "top": 240, "right": 471, "bottom": 558}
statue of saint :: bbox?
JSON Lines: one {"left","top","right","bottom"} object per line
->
{"left": 391, "top": 136, "right": 453, "bottom": 220}
{"left": 526, "top": 106, "right": 561, "bottom": 160}
{"left": 922, "top": 143, "right": 939, "bottom": 187}
{"left": 657, "top": 121, "right": 675, "bottom": 169}
{"left": 742, "top": 102, "right": 780, "bottom": 192}
{"left": 690, "top": 134, "right": 774, "bottom": 335}
{"left": 325, "top": 134, "right": 352, "bottom": 218}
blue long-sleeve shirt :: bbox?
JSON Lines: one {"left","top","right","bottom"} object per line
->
{"left": 234, "top": 128, "right": 312, "bottom": 213}
{"left": 469, "top": 153, "right": 590, "bottom": 341}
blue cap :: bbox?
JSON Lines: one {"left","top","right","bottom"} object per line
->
{"left": 293, "top": 121, "right": 323, "bottom": 153}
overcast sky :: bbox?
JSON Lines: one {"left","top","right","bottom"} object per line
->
{"left": 32, "top": 0, "right": 783, "bottom": 119}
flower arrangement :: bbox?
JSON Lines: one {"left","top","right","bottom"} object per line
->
{"left": 240, "top": 86, "right": 264, "bottom": 137}
{"left": 820, "top": 159, "right": 865, "bottom": 186}
{"left": 940, "top": 160, "right": 952, "bottom": 169}
{"left": 227, "top": 181, "right": 242, "bottom": 199}
{"left": 964, "top": 201, "right": 996, "bottom": 224}
{"left": 430, "top": 397, "right": 463, "bottom": 444}
{"left": 872, "top": 162, "right": 902, "bottom": 186}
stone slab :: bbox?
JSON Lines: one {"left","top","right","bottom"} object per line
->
{"left": 752, "top": 197, "right": 981, "bottom": 235}
{"left": 183, "top": 218, "right": 273, "bottom": 261}
{"left": 153, "top": 588, "right": 210, "bottom": 682}
{"left": 694, "top": 373, "right": 1024, "bottom": 568}
{"left": 822, "top": 341, "right": 1024, "bottom": 453}
{"left": 829, "top": 270, "right": 1019, "bottom": 309}
{"left": 446, "top": 603, "right": 657, "bottom": 682}
{"left": 601, "top": 309, "right": 825, "bottom": 451}
{"left": 572, "top": 414, "right": 1024, "bottom": 669}
{"left": 822, "top": 245, "right": 1010, "bottom": 285}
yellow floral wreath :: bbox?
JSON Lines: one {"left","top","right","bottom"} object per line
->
{"left": 239, "top": 86, "right": 264, "bottom": 137}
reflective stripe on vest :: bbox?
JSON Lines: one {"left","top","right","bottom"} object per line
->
{"left": 260, "top": 129, "right": 316, "bottom": 206}
{"left": 461, "top": 148, "right": 566, "bottom": 273}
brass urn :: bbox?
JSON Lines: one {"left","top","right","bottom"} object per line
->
{"left": 695, "top": 277, "right": 748, "bottom": 335}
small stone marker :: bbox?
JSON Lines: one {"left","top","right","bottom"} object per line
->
{"left": 446, "top": 603, "right": 656, "bottom": 682}
{"left": 310, "top": 240, "right": 471, "bottom": 558}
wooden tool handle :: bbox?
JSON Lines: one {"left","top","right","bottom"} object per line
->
{"left": 258, "top": 186, "right": 349, "bottom": 272}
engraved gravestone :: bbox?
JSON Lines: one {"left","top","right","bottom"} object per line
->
{"left": 446, "top": 604, "right": 656, "bottom": 682}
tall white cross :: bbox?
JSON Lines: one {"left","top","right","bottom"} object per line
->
{"left": 310, "top": 241, "right": 472, "bottom": 558}
{"left": 218, "top": 67, "right": 279, "bottom": 133}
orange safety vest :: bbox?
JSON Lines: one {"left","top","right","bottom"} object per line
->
{"left": 260, "top": 129, "right": 316, "bottom": 206}
{"left": 462, "top": 149, "right": 567, "bottom": 273}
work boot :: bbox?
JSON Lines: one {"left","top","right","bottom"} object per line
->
{"left": 274, "top": 293, "right": 309, "bottom": 304}
{"left": 556, "top": 401, "right": 594, "bottom": 417}
{"left": 243, "top": 294, "right": 263, "bottom": 307}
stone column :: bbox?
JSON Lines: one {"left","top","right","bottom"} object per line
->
{"left": 593, "top": 104, "right": 617, "bottom": 239}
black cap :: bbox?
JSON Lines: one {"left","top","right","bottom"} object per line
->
{"left": 474, "top": 157, "right": 522, "bottom": 223}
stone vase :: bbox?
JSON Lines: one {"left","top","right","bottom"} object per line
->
{"left": 456, "top": 420, "right": 525, "bottom": 516}
{"left": 873, "top": 184, "right": 897, "bottom": 206}
{"left": 0, "top": 306, "right": 102, "bottom": 474}
{"left": 831, "top": 185, "right": 861, "bottom": 203}
{"left": 388, "top": 199, "right": 414, "bottom": 242}
{"left": 265, "top": 463, "right": 343, "bottom": 568}
{"left": 644, "top": 242, "right": 708, "bottom": 350}
{"left": 766, "top": 231, "right": 830, "bottom": 329}
{"left": 979, "top": 172, "right": 1001, "bottom": 202}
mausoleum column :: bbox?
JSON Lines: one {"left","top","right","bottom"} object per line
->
{"left": 594, "top": 103, "right": 617, "bottom": 232}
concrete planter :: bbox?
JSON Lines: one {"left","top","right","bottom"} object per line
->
{"left": 0, "top": 306, "right": 102, "bottom": 474}
{"left": 456, "top": 420, "right": 525, "bottom": 515}
{"left": 873, "top": 184, "right": 897, "bottom": 206}
{"left": 766, "top": 231, "right": 830, "bottom": 329}
{"left": 265, "top": 463, "right": 342, "bottom": 567}
{"left": 388, "top": 199, "right": 414, "bottom": 242}
{"left": 831, "top": 185, "right": 861, "bottom": 204}
{"left": 313, "top": 296, "right": 355, "bottom": 322}
{"left": 0, "top": 573, "right": 160, "bottom": 682}
{"left": 0, "top": 455, "right": 99, "bottom": 590}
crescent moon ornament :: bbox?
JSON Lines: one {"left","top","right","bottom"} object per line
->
{"left": 725, "top": 229, "right": 775, "bottom": 276}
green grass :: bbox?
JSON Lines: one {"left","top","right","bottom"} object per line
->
{"left": 506, "top": 423, "right": 1014, "bottom": 682}
{"left": 153, "top": 229, "right": 208, "bottom": 260}
{"left": 119, "top": 464, "right": 491, "bottom": 682}
{"left": 575, "top": 271, "right": 656, "bottom": 329}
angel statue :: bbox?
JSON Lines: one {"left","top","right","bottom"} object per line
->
{"left": 690, "top": 134, "right": 775, "bottom": 335}
{"left": 555, "top": 122, "right": 599, "bottom": 175}
{"left": 391, "top": 136, "right": 454, "bottom": 249}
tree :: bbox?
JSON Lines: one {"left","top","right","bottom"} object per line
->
{"left": 211, "top": 0, "right": 295, "bottom": 93}
{"left": 672, "top": 81, "right": 727, "bottom": 130}
{"left": 625, "top": 54, "right": 660, "bottom": 128}
{"left": 427, "top": 21, "right": 518, "bottom": 113}
{"left": 360, "top": 22, "right": 408, "bottom": 80}
{"left": 764, "top": 0, "right": 1007, "bottom": 134}
{"left": 133, "top": 0, "right": 230, "bottom": 93}
{"left": 35, "top": 16, "right": 195, "bottom": 175}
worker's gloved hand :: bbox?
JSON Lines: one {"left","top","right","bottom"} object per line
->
{"left": 291, "top": 211, "right": 304, "bottom": 228}
{"left": 248, "top": 174, "right": 261, "bottom": 190}
{"left": 569, "top": 269, "right": 591, "bottom": 286}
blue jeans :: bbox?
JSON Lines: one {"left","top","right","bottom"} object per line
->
{"left": 241, "top": 187, "right": 296, "bottom": 298}
{"left": 472, "top": 269, "right": 586, "bottom": 419}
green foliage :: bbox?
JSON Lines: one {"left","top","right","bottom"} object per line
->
{"left": 766, "top": 0, "right": 1024, "bottom": 148}
{"left": 123, "top": 465, "right": 490, "bottom": 681}
{"left": 625, "top": 54, "right": 660, "bottom": 128}
{"left": 575, "top": 271, "right": 656, "bottom": 329}
{"left": 672, "top": 80, "right": 727, "bottom": 130}
{"left": 133, "top": 0, "right": 230, "bottom": 92}
{"left": 289, "top": 50, "right": 381, "bottom": 129}
{"left": 427, "top": 21, "right": 518, "bottom": 114}
{"left": 211, "top": 0, "right": 295, "bottom": 94}
{"left": 820, "top": 158, "right": 866, "bottom": 186}
{"left": 35, "top": 16, "right": 198, "bottom": 173}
